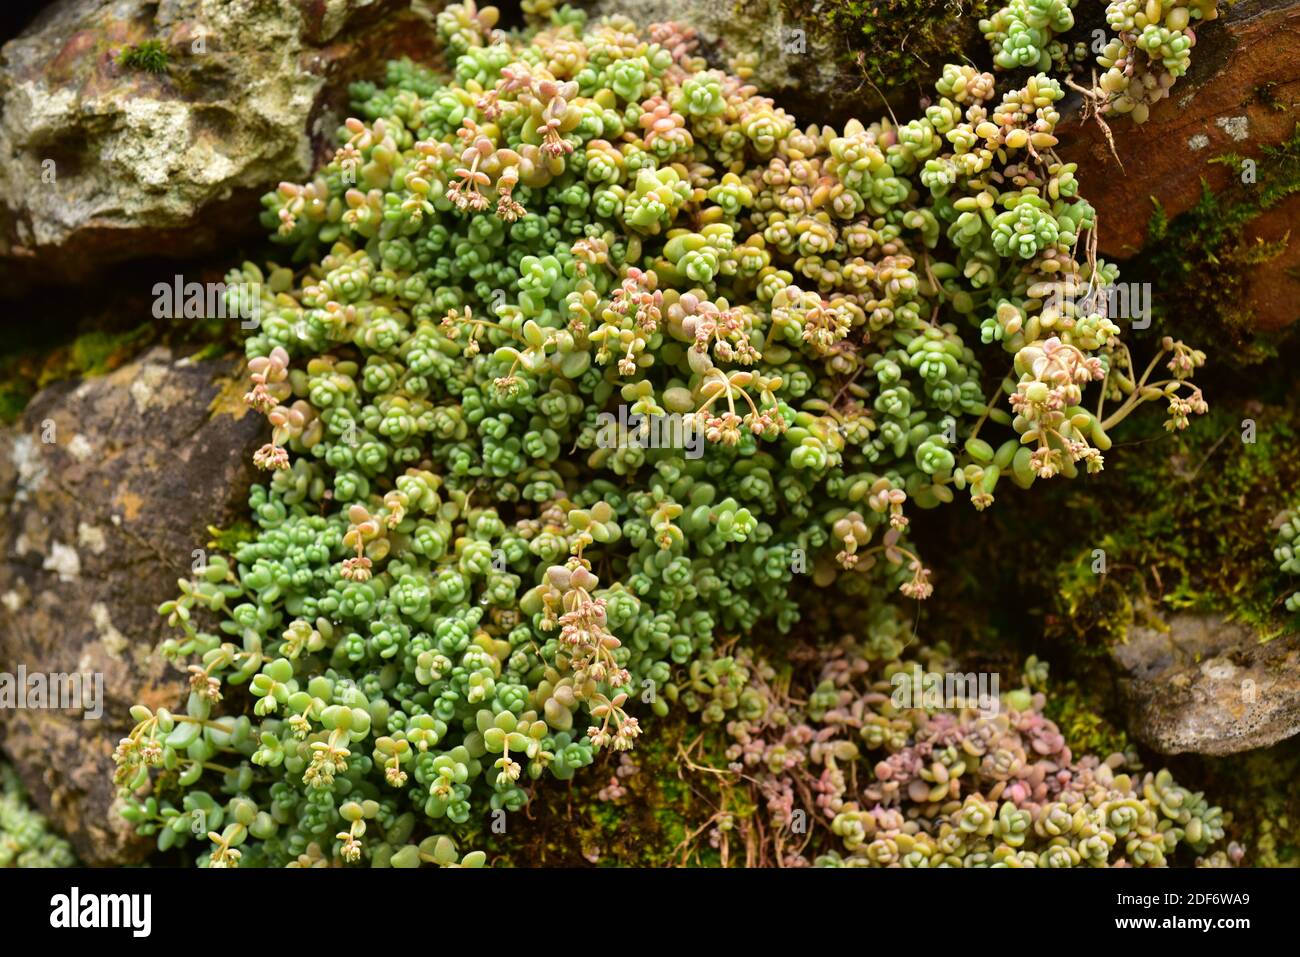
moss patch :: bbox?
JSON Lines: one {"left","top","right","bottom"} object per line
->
{"left": 0, "top": 324, "right": 153, "bottom": 424}
{"left": 1132, "top": 123, "right": 1300, "bottom": 367}
{"left": 116, "top": 39, "right": 170, "bottom": 74}
{"left": 1050, "top": 397, "right": 1300, "bottom": 637}
{"left": 1043, "top": 677, "right": 1132, "bottom": 757}
{"left": 485, "top": 712, "right": 739, "bottom": 866}
{"left": 810, "top": 0, "right": 992, "bottom": 102}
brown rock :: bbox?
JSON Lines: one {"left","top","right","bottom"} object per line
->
{"left": 0, "top": 346, "right": 265, "bottom": 864}
{"left": 1059, "top": 0, "right": 1300, "bottom": 260}
{"left": 1112, "top": 612, "right": 1300, "bottom": 756}
{"left": 1238, "top": 201, "right": 1300, "bottom": 332}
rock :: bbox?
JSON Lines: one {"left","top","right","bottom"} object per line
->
{"left": 573, "top": 0, "right": 984, "bottom": 125}
{"left": 1231, "top": 200, "right": 1300, "bottom": 333}
{"left": 0, "top": 0, "right": 441, "bottom": 292}
{"left": 0, "top": 3, "right": 52, "bottom": 45}
{"left": 1058, "top": 0, "right": 1300, "bottom": 255}
{"left": 0, "top": 346, "right": 265, "bottom": 864}
{"left": 1058, "top": 0, "right": 1300, "bottom": 268}
{"left": 1112, "top": 612, "right": 1300, "bottom": 756}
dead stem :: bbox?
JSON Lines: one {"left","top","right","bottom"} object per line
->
{"left": 1066, "top": 74, "right": 1125, "bottom": 172}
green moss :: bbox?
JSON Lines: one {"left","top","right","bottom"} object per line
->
{"left": 1057, "top": 397, "right": 1300, "bottom": 640}
{"left": 0, "top": 323, "right": 154, "bottom": 424}
{"left": 1001, "top": 389, "right": 1300, "bottom": 655}
{"left": 0, "top": 377, "right": 34, "bottom": 424}
{"left": 206, "top": 520, "right": 257, "bottom": 554}
{"left": 0, "top": 273, "right": 243, "bottom": 424}
{"left": 117, "top": 40, "right": 170, "bottom": 74}
{"left": 1042, "top": 678, "right": 1131, "bottom": 757}
{"left": 478, "top": 712, "right": 769, "bottom": 868}
{"left": 930, "top": 377, "right": 1300, "bottom": 667}
{"left": 811, "top": 0, "right": 993, "bottom": 99}
{"left": 484, "top": 713, "right": 737, "bottom": 866}
{"left": 65, "top": 327, "right": 154, "bottom": 380}
{"left": 1250, "top": 81, "right": 1293, "bottom": 114}
{"left": 1133, "top": 123, "right": 1300, "bottom": 366}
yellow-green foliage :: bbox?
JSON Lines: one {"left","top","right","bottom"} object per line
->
{"left": 1042, "top": 678, "right": 1132, "bottom": 756}
{"left": 117, "top": 39, "right": 170, "bottom": 74}
{"left": 0, "top": 324, "right": 153, "bottom": 424}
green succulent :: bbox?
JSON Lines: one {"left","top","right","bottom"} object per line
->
{"left": 116, "top": 2, "right": 1211, "bottom": 868}
{"left": 1275, "top": 506, "right": 1300, "bottom": 615}
{"left": 1, "top": 763, "right": 77, "bottom": 867}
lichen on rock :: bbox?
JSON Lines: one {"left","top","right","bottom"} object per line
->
{"left": 0, "top": 0, "right": 441, "bottom": 291}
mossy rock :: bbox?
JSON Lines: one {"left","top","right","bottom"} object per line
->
{"left": 574, "top": 0, "right": 987, "bottom": 123}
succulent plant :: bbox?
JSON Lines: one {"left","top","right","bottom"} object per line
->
{"left": 677, "top": 635, "right": 1226, "bottom": 867}
{"left": 1, "top": 762, "right": 77, "bottom": 868}
{"left": 980, "top": 0, "right": 1079, "bottom": 72}
{"left": 1096, "top": 0, "right": 1220, "bottom": 123}
{"left": 981, "top": 0, "right": 1219, "bottom": 124}
{"left": 116, "top": 3, "right": 1209, "bottom": 867}
{"left": 1275, "top": 507, "right": 1300, "bottom": 615}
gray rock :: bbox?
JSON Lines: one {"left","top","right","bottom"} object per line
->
{"left": 0, "top": 346, "right": 265, "bottom": 864}
{"left": 1113, "top": 613, "right": 1300, "bottom": 756}
{"left": 575, "top": 0, "right": 982, "bottom": 125}
{"left": 0, "top": 0, "right": 441, "bottom": 291}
